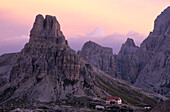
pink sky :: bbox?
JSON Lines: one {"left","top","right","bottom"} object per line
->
{"left": 0, "top": 0, "right": 169, "bottom": 55}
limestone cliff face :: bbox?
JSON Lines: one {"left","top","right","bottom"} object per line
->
{"left": 78, "top": 38, "right": 147, "bottom": 84}
{"left": 29, "top": 14, "right": 67, "bottom": 45}
{"left": 78, "top": 41, "right": 117, "bottom": 76}
{"left": 0, "top": 15, "right": 111, "bottom": 105}
{"left": 116, "top": 7, "right": 170, "bottom": 95}
{"left": 153, "top": 7, "right": 170, "bottom": 36}
{"left": 135, "top": 6, "right": 170, "bottom": 97}
{"left": 1, "top": 15, "right": 100, "bottom": 104}
{"left": 116, "top": 38, "right": 139, "bottom": 83}
{"left": 6, "top": 41, "right": 98, "bottom": 103}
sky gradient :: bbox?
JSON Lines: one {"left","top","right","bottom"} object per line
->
{"left": 0, "top": 0, "right": 169, "bottom": 55}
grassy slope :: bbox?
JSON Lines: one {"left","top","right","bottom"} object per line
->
{"left": 93, "top": 70, "right": 164, "bottom": 107}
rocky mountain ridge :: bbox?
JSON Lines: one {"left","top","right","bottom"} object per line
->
{"left": 78, "top": 41, "right": 117, "bottom": 76}
{"left": 0, "top": 14, "right": 167, "bottom": 111}
{"left": 78, "top": 6, "right": 170, "bottom": 97}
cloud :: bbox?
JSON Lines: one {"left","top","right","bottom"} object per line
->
{"left": 86, "top": 27, "right": 106, "bottom": 37}
{"left": 0, "top": 22, "right": 29, "bottom": 38}
{"left": 0, "top": 27, "right": 146, "bottom": 56}
{"left": 0, "top": 10, "right": 30, "bottom": 56}
{"left": 67, "top": 28, "right": 146, "bottom": 54}
{"left": 0, "top": 9, "right": 30, "bottom": 39}
{"left": 0, "top": 35, "right": 29, "bottom": 55}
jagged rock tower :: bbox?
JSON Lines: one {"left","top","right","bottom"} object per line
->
{"left": 116, "top": 38, "right": 139, "bottom": 83}
{"left": 29, "top": 14, "right": 67, "bottom": 45}
{"left": 2, "top": 15, "right": 101, "bottom": 104}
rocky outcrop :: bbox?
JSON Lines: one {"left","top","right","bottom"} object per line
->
{"left": 78, "top": 41, "right": 117, "bottom": 76}
{"left": 29, "top": 14, "right": 67, "bottom": 45}
{"left": 78, "top": 38, "right": 149, "bottom": 84}
{"left": 115, "top": 7, "right": 170, "bottom": 95}
{"left": 135, "top": 6, "right": 170, "bottom": 97}
{"left": 116, "top": 37, "right": 152, "bottom": 84}
{"left": 5, "top": 41, "right": 99, "bottom": 103}
{"left": 1, "top": 15, "right": 99, "bottom": 104}
{"left": 78, "top": 7, "right": 170, "bottom": 98}
{"left": 0, "top": 14, "right": 166, "bottom": 109}
{"left": 116, "top": 38, "right": 139, "bottom": 83}
{"left": 151, "top": 99, "right": 170, "bottom": 112}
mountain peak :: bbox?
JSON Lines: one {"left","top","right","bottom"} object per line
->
{"left": 84, "top": 40, "right": 100, "bottom": 47}
{"left": 124, "top": 38, "right": 136, "bottom": 47}
{"left": 83, "top": 40, "right": 113, "bottom": 52}
{"left": 78, "top": 40, "right": 116, "bottom": 76}
{"left": 29, "top": 14, "right": 67, "bottom": 45}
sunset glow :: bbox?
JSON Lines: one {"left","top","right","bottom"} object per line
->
{"left": 0, "top": 0, "right": 169, "bottom": 54}
{"left": 1, "top": 0, "right": 169, "bottom": 36}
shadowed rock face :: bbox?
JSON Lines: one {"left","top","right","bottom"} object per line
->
{"left": 109, "top": 7, "right": 170, "bottom": 93}
{"left": 78, "top": 38, "right": 146, "bottom": 84}
{"left": 78, "top": 41, "right": 117, "bottom": 76}
{"left": 29, "top": 14, "right": 67, "bottom": 45}
{"left": 115, "top": 7, "right": 170, "bottom": 97}
{"left": 135, "top": 6, "right": 170, "bottom": 97}
{"left": 0, "top": 15, "right": 104, "bottom": 104}
{"left": 116, "top": 38, "right": 139, "bottom": 83}
{"left": 7, "top": 41, "right": 98, "bottom": 103}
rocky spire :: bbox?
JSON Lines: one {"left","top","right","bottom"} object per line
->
{"left": 119, "top": 38, "right": 138, "bottom": 55}
{"left": 124, "top": 38, "right": 136, "bottom": 47}
{"left": 116, "top": 38, "right": 139, "bottom": 83}
{"left": 29, "top": 14, "right": 67, "bottom": 45}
